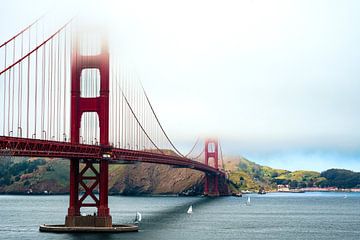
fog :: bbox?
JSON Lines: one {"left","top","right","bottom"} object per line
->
{"left": 1, "top": 0, "right": 360, "bottom": 171}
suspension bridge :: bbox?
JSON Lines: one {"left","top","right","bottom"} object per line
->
{"left": 0, "top": 16, "right": 231, "bottom": 231}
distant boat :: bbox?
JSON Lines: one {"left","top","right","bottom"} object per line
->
{"left": 134, "top": 212, "right": 142, "bottom": 223}
{"left": 232, "top": 192, "right": 242, "bottom": 197}
{"left": 246, "top": 196, "right": 251, "bottom": 206}
{"left": 344, "top": 195, "right": 348, "bottom": 199}
{"left": 258, "top": 189, "right": 266, "bottom": 194}
{"left": 187, "top": 205, "right": 193, "bottom": 214}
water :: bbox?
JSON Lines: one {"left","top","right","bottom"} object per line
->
{"left": 0, "top": 192, "right": 359, "bottom": 240}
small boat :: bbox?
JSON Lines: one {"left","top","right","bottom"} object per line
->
{"left": 258, "top": 188, "right": 266, "bottom": 194}
{"left": 187, "top": 205, "right": 193, "bottom": 214}
{"left": 344, "top": 195, "right": 348, "bottom": 199}
{"left": 134, "top": 212, "right": 142, "bottom": 224}
{"left": 232, "top": 192, "right": 242, "bottom": 197}
{"left": 246, "top": 196, "right": 251, "bottom": 206}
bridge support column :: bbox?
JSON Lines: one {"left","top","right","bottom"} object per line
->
{"left": 204, "top": 139, "right": 220, "bottom": 196}
{"left": 98, "top": 159, "right": 110, "bottom": 216}
{"left": 65, "top": 159, "right": 112, "bottom": 227}
{"left": 204, "top": 174, "right": 220, "bottom": 197}
{"left": 67, "top": 159, "right": 80, "bottom": 216}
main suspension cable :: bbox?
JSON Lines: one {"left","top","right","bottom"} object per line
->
{"left": 185, "top": 138, "right": 200, "bottom": 157}
{"left": 139, "top": 82, "right": 184, "bottom": 157}
{"left": 117, "top": 81, "right": 164, "bottom": 154}
{"left": 0, "top": 14, "right": 45, "bottom": 49}
{"left": 0, "top": 17, "right": 74, "bottom": 76}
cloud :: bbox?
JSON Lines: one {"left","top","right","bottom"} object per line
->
{"left": 245, "top": 150, "right": 360, "bottom": 172}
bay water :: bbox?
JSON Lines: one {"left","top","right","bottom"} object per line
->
{"left": 0, "top": 192, "right": 359, "bottom": 240}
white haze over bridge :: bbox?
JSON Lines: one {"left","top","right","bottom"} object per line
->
{"left": 1, "top": 0, "right": 360, "bottom": 171}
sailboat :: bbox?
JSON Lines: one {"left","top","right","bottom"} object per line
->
{"left": 187, "top": 205, "right": 193, "bottom": 214}
{"left": 134, "top": 212, "right": 142, "bottom": 224}
{"left": 246, "top": 196, "right": 251, "bottom": 206}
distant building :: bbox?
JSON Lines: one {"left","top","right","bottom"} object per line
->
{"left": 277, "top": 184, "right": 290, "bottom": 192}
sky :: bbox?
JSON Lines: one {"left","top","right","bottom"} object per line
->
{"left": 1, "top": 0, "right": 360, "bottom": 172}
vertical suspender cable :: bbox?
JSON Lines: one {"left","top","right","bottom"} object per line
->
{"left": 11, "top": 40, "right": 16, "bottom": 133}
{"left": 52, "top": 37, "right": 56, "bottom": 139}
{"left": 129, "top": 70, "right": 131, "bottom": 149}
{"left": 47, "top": 40, "right": 51, "bottom": 139}
{"left": 41, "top": 42, "right": 46, "bottom": 138}
{"left": 26, "top": 31, "right": 31, "bottom": 138}
{"left": 26, "top": 57, "right": 30, "bottom": 138}
{"left": 131, "top": 72, "right": 134, "bottom": 149}
{"left": 122, "top": 64, "right": 124, "bottom": 148}
{"left": 3, "top": 45, "right": 6, "bottom": 135}
{"left": 18, "top": 34, "right": 23, "bottom": 136}
{"left": 63, "top": 30, "right": 67, "bottom": 140}
{"left": 124, "top": 69, "right": 127, "bottom": 148}
{"left": 34, "top": 25, "right": 38, "bottom": 138}
{"left": 41, "top": 21, "right": 45, "bottom": 139}
{"left": 49, "top": 39, "right": 53, "bottom": 139}
{"left": 57, "top": 32, "right": 61, "bottom": 140}
{"left": 114, "top": 59, "right": 118, "bottom": 146}
{"left": 137, "top": 78, "right": 140, "bottom": 149}
{"left": 19, "top": 33, "right": 24, "bottom": 136}
{"left": 7, "top": 70, "right": 11, "bottom": 135}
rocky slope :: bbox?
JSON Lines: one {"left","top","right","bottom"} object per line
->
{"left": 0, "top": 158, "right": 205, "bottom": 195}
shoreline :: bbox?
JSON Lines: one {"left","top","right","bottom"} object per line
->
{"left": 1, "top": 190, "right": 360, "bottom": 196}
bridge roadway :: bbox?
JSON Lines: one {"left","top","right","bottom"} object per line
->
{"left": 0, "top": 136, "right": 225, "bottom": 177}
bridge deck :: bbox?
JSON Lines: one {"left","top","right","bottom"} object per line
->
{"left": 0, "top": 136, "right": 225, "bottom": 176}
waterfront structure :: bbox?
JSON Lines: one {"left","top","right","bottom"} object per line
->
{"left": 0, "top": 16, "right": 230, "bottom": 231}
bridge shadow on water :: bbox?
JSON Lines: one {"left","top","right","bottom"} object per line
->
{"left": 64, "top": 196, "right": 222, "bottom": 240}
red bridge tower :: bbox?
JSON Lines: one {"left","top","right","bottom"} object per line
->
{"left": 66, "top": 31, "right": 111, "bottom": 227}
{"left": 204, "top": 139, "right": 220, "bottom": 196}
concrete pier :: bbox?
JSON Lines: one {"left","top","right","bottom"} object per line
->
{"left": 39, "top": 224, "right": 138, "bottom": 233}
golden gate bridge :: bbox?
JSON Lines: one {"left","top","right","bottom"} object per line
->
{"left": 0, "top": 15, "right": 230, "bottom": 232}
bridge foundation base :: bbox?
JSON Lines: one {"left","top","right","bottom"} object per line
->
{"left": 205, "top": 192, "right": 220, "bottom": 197}
{"left": 39, "top": 224, "right": 138, "bottom": 233}
{"left": 65, "top": 215, "right": 112, "bottom": 227}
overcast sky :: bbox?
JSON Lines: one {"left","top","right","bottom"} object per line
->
{"left": 1, "top": 0, "right": 360, "bottom": 171}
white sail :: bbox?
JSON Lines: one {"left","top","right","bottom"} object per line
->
{"left": 187, "top": 205, "right": 193, "bottom": 214}
{"left": 134, "top": 212, "right": 142, "bottom": 223}
{"left": 137, "top": 212, "right": 142, "bottom": 222}
{"left": 246, "top": 196, "right": 251, "bottom": 205}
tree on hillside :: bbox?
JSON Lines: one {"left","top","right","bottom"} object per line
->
{"left": 320, "top": 169, "right": 360, "bottom": 188}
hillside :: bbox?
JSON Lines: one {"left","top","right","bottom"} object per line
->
{"left": 320, "top": 169, "right": 360, "bottom": 188}
{"left": 0, "top": 156, "right": 359, "bottom": 194}
{"left": 224, "top": 156, "right": 325, "bottom": 191}
{"left": 0, "top": 157, "right": 204, "bottom": 195}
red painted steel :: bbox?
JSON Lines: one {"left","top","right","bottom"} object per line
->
{"left": 68, "top": 159, "right": 79, "bottom": 216}
{"left": 204, "top": 139, "right": 220, "bottom": 196}
{"left": 0, "top": 136, "right": 225, "bottom": 176}
{"left": 78, "top": 161, "right": 100, "bottom": 207}
{"left": 0, "top": 136, "right": 101, "bottom": 158}
{"left": 69, "top": 30, "right": 110, "bottom": 218}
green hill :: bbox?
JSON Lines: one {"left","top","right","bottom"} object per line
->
{"left": 320, "top": 169, "right": 360, "bottom": 188}
{"left": 224, "top": 156, "right": 326, "bottom": 191}
{"left": 0, "top": 156, "right": 359, "bottom": 194}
